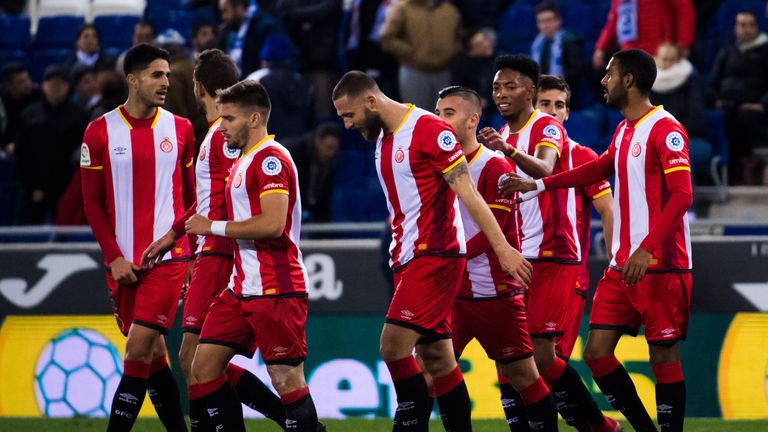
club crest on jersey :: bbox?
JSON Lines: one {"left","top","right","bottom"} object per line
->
{"left": 160, "top": 137, "right": 173, "bottom": 153}
{"left": 631, "top": 143, "right": 642, "bottom": 157}
{"left": 233, "top": 172, "right": 243, "bottom": 188}
{"left": 395, "top": 147, "right": 405, "bottom": 163}
{"left": 223, "top": 142, "right": 240, "bottom": 159}
{"left": 542, "top": 125, "right": 561, "bottom": 140}
{"left": 665, "top": 132, "right": 684, "bottom": 151}
{"left": 199, "top": 145, "right": 206, "bottom": 161}
{"left": 80, "top": 143, "right": 91, "bottom": 166}
{"left": 262, "top": 156, "right": 282, "bottom": 175}
{"left": 437, "top": 130, "right": 457, "bottom": 151}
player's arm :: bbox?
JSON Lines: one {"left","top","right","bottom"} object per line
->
{"left": 507, "top": 144, "right": 558, "bottom": 179}
{"left": 185, "top": 193, "right": 288, "bottom": 240}
{"left": 141, "top": 202, "right": 198, "bottom": 268}
{"left": 592, "top": 191, "right": 614, "bottom": 261}
{"left": 443, "top": 160, "right": 532, "bottom": 286}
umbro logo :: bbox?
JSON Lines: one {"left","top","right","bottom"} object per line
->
{"left": 207, "top": 408, "right": 219, "bottom": 416}
{"left": 118, "top": 393, "right": 139, "bottom": 404}
{"left": 658, "top": 404, "right": 673, "bottom": 414}
{"left": 396, "top": 401, "right": 415, "bottom": 412}
{"left": 400, "top": 310, "right": 414, "bottom": 320}
{"left": 114, "top": 146, "right": 128, "bottom": 155}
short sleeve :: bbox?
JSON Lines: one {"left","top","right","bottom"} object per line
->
{"left": 416, "top": 116, "right": 466, "bottom": 174}
{"left": 480, "top": 155, "right": 516, "bottom": 213}
{"left": 530, "top": 116, "right": 567, "bottom": 157}
{"left": 651, "top": 119, "right": 691, "bottom": 175}
{"left": 249, "top": 150, "right": 291, "bottom": 199}
{"left": 80, "top": 118, "right": 106, "bottom": 170}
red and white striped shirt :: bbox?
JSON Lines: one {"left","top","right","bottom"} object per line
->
{"left": 375, "top": 105, "right": 466, "bottom": 269}
{"left": 81, "top": 106, "right": 196, "bottom": 266}
{"left": 195, "top": 118, "right": 240, "bottom": 256}
{"left": 500, "top": 110, "right": 580, "bottom": 262}
{"left": 458, "top": 145, "right": 521, "bottom": 298}
{"left": 225, "top": 135, "right": 308, "bottom": 297}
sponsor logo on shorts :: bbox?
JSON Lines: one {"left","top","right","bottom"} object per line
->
{"left": 395, "top": 147, "right": 405, "bottom": 163}
{"left": 545, "top": 321, "right": 557, "bottom": 329}
{"left": 273, "top": 346, "right": 289, "bottom": 355}
{"left": 185, "top": 316, "right": 198, "bottom": 324}
{"left": 660, "top": 328, "right": 676, "bottom": 337}
{"left": 400, "top": 310, "right": 414, "bottom": 320}
{"left": 157, "top": 314, "right": 167, "bottom": 324}
{"left": 160, "top": 138, "right": 174, "bottom": 153}
{"left": 631, "top": 143, "right": 642, "bottom": 157}
{"left": 119, "top": 393, "right": 139, "bottom": 405}
{"left": 502, "top": 346, "right": 518, "bottom": 355}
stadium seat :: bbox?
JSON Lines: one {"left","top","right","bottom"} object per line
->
{"left": 0, "top": 49, "right": 29, "bottom": 67}
{"left": 362, "top": 178, "right": 388, "bottom": 221}
{"left": 90, "top": 0, "right": 145, "bottom": 18}
{"left": 561, "top": 3, "right": 595, "bottom": 41}
{"left": 94, "top": 15, "right": 139, "bottom": 49}
{"left": 30, "top": 48, "right": 70, "bottom": 82}
{"left": 331, "top": 186, "right": 363, "bottom": 222}
{"left": 37, "top": 0, "right": 90, "bottom": 19}
{"left": 334, "top": 150, "right": 367, "bottom": 186}
{"left": 566, "top": 108, "right": 604, "bottom": 150}
{"left": 149, "top": 10, "right": 196, "bottom": 39}
{"left": 706, "top": 109, "right": 729, "bottom": 200}
{"left": 0, "top": 15, "right": 31, "bottom": 50}
{"left": 34, "top": 15, "right": 84, "bottom": 49}
{"left": 605, "top": 109, "right": 623, "bottom": 133}
{"left": 497, "top": 3, "right": 537, "bottom": 54}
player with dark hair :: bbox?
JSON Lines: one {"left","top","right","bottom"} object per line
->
{"left": 504, "top": 48, "right": 692, "bottom": 432}
{"left": 435, "top": 85, "right": 558, "bottom": 431}
{"left": 81, "top": 42, "right": 194, "bottom": 432}
{"left": 479, "top": 54, "right": 620, "bottom": 432}
{"left": 142, "top": 49, "right": 289, "bottom": 431}
{"left": 183, "top": 80, "right": 320, "bottom": 432}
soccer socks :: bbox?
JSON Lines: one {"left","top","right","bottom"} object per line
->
{"left": 652, "top": 362, "right": 686, "bottom": 432}
{"left": 188, "top": 385, "right": 214, "bottom": 432}
{"left": 543, "top": 357, "right": 603, "bottom": 431}
{"left": 107, "top": 360, "right": 150, "bottom": 432}
{"left": 518, "top": 377, "right": 558, "bottom": 432}
{"left": 497, "top": 372, "right": 528, "bottom": 432}
{"left": 281, "top": 387, "right": 319, "bottom": 431}
{"left": 226, "top": 363, "right": 287, "bottom": 428}
{"left": 147, "top": 356, "right": 187, "bottom": 432}
{"left": 386, "top": 356, "right": 429, "bottom": 432}
{"left": 433, "top": 365, "right": 472, "bottom": 432}
{"left": 586, "top": 355, "right": 657, "bottom": 432}
{"left": 191, "top": 375, "right": 245, "bottom": 432}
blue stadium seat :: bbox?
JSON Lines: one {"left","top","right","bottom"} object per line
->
{"left": 334, "top": 150, "right": 367, "bottom": 186}
{"left": 30, "top": 48, "right": 71, "bottom": 82}
{"left": 362, "top": 178, "right": 388, "bottom": 221}
{"left": 34, "top": 16, "right": 84, "bottom": 49}
{"left": 561, "top": 3, "right": 595, "bottom": 41}
{"left": 497, "top": 3, "right": 537, "bottom": 54}
{"left": 566, "top": 108, "right": 604, "bottom": 150}
{"left": 706, "top": 109, "right": 729, "bottom": 195}
{"left": 0, "top": 49, "right": 29, "bottom": 67}
{"left": 149, "top": 10, "right": 196, "bottom": 40}
{"left": 605, "top": 109, "right": 624, "bottom": 134}
{"left": 0, "top": 15, "right": 31, "bottom": 49}
{"left": 94, "top": 15, "right": 139, "bottom": 50}
{"left": 331, "top": 186, "right": 363, "bottom": 222}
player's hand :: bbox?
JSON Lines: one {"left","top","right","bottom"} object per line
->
{"left": 185, "top": 214, "right": 212, "bottom": 236}
{"left": 478, "top": 127, "right": 514, "bottom": 155}
{"left": 498, "top": 173, "right": 537, "bottom": 198}
{"left": 181, "top": 260, "right": 194, "bottom": 300}
{"left": 110, "top": 257, "right": 139, "bottom": 285}
{"left": 622, "top": 247, "right": 652, "bottom": 286}
{"left": 498, "top": 246, "right": 532, "bottom": 288}
{"left": 140, "top": 230, "right": 177, "bottom": 269}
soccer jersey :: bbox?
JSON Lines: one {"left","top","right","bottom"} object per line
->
{"left": 607, "top": 106, "right": 692, "bottom": 271}
{"left": 195, "top": 118, "right": 239, "bottom": 256}
{"left": 81, "top": 106, "right": 196, "bottom": 265}
{"left": 225, "top": 135, "right": 309, "bottom": 297}
{"left": 500, "top": 110, "right": 580, "bottom": 262}
{"left": 458, "top": 145, "right": 521, "bottom": 298}
{"left": 375, "top": 104, "right": 466, "bottom": 269}
{"left": 570, "top": 140, "right": 612, "bottom": 292}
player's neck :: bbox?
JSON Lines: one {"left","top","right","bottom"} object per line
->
{"left": 380, "top": 100, "right": 412, "bottom": 135}
{"left": 505, "top": 105, "right": 535, "bottom": 133}
{"left": 621, "top": 97, "right": 654, "bottom": 123}
{"left": 461, "top": 137, "right": 480, "bottom": 157}
{"left": 242, "top": 128, "right": 269, "bottom": 155}
{"left": 123, "top": 97, "right": 157, "bottom": 119}
{"left": 203, "top": 97, "right": 218, "bottom": 123}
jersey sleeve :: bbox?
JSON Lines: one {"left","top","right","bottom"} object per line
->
{"left": 417, "top": 117, "right": 466, "bottom": 174}
{"left": 80, "top": 120, "right": 105, "bottom": 170}
{"left": 249, "top": 150, "right": 292, "bottom": 200}
{"left": 530, "top": 116, "right": 567, "bottom": 157}
{"left": 650, "top": 119, "right": 691, "bottom": 175}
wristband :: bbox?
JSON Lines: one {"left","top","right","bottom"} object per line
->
{"left": 210, "top": 221, "right": 228, "bottom": 237}
{"left": 508, "top": 147, "right": 518, "bottom": 158}
{"left": 535, "top": 179, "right": 545, "bottom": 192}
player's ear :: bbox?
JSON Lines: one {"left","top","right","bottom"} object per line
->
{"left": 624, "top": 72, "right": 635, "bottom": 90}
{"left": 565, "top": 107, "right": 570, "bottom": 122}
{"left": 469, "top": 112, "right": 480, "bottom": 129}
{"left": 365, "top": 93, "right": 377, "bottom": 111}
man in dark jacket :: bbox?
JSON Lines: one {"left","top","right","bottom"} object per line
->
{"left": 218, "top": 0, "right": 283, "bottom": 77}
{"left": 1, "top": 63, "right": 42, "bottom": 154}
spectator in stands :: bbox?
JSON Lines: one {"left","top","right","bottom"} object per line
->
{"left": 62, "top": 23, "right": 115, "bottom": 74}
{"left": 452, "top": 0, "right": 513, "bottom": 29}
{"left": 14, "top": 65, "right": 88, "bottom": 224}
{"left": 115, "top": 20, "right": 156, "bottom": 74}
{"left": 154, "top": 29, "right": 208, "bottom": 143}
{"left": 284, "top": 122, "right": 340, "bottom": 222}
{"left": 218, "top": 0, "right": 283, "bottom": 77}
{"left": 90, "top": 69, "right": 128, "bottom": 120}
{"left": 711, "top": 11, "right": 768, "bottom": 185}
{"left": 651, "top": 43, "right": 712, "bottom": 184}
{"left": 70, "top": 65, "right": 101, "bottom": 116}
{"left": 274, "top": 0, "right": 342, "bottom": 117}
{"left": 531, "top": 2, "right": 585, "bottom": 100}
{"left": 379, "top": 0, "right": 462, "bottom": 111}
{"left": 191, "top": 22, "right": 218, "bottom": 59}
{"left": 246, "top": 33, "right": 314, "bottom": 142}
{"left": 452, "top": 28, "right": 497, "bottom": 126}
{"left": 592, "top": 0, "right": 696, "bottom": 70}
{"left": 0, "top": 63, "right": 41, "bottom": 155}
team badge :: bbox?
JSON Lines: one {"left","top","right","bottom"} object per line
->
{"left": 160, "top": 137, "right": 173, "bottom": 153}
{"left": 262, "top": 156, "right": 282, "bottom": 175}
{"left": 394, "top": 147, "right": 405, "bottom": 163}
{"left": 665, "top": 132, "right": 684, "bottom": 151}
{"left": 80, "top": 143, "right": 91, "bottom": 166}
{"left": 437, "top": 130, "right": 457, "bottom": 151}
{"left": 223, "top": 142, "right": 240, "bottom": 159}
{"left": 542, "top": 125, "right": 561, "bottom": 140}
{"left": 233, "top": 172, "right": 243, "bottom": 188}
{"left": 199, "top": 145, "right": 206, "bottom": 161}
{"left": 631, "top": 143, "right": 642, "bottom": 157}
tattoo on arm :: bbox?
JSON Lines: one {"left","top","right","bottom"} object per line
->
{"left": 443, "top": 160, "right": 469, "bottom": 185}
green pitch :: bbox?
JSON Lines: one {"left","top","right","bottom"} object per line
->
{"left": 1, "top": 418, "right": 767, "bottom": 432}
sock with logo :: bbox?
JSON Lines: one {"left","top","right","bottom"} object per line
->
{"left": 425, "top": 384, "right": 435, "bottom": 419}
{"left": 498, "top": 372, "right": 528, "bottom": 432}
{"left": 543, "top": 357, "right": 602, "bottom": 431}
{"left": 147, "top": 356, "right": 187, "bottom": 432}
{"left": 386, "top": 356, "right": 429, "bottom": 431}
{"left": 226, "top": 363, "right": 286, "bottom": 428}
{"left": 652, "top": 362, "right": 686, "bottom": 432}
{"left": 107, "top": 360, "right": 150, "bottom": 432}
{"left": 188, "top": 384, "right": 214, "bottom": 432}
{"left": 586, "top": 355, "right": 657, "bottom": 432}
{"left": 281, "top": 387, "right": 319, "bottom": 431}
{"left": 519, "top": 377, "right": 558, "bottom": 432}
{"left": 434, "top": 365, "right": 472, "bottom": 432}
{"left": 192, "top": 375, "right": 245, "bottom": 432}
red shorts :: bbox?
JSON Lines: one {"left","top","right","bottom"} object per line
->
{"left": 106, "top": 261, "right": 186, "bottom": 336}
{"left": 556, "top": 290, "right": 586, "bottom": 359}
{"left": 199, "top": 290, "right": 308, "bottom": 365}
{"left": 452, "top": 294, "right": 533, "bottom": 363}
{"left": 525, "top": 261, "right": 580, "bottom": 338}
{"left": 386, "top": 256, "right": 466, "bottom": 341}
{"left": 183, "top": 255, "right": 233, "bottom": 333}
{"left": 589, "top": 268, "right": 692, "bottom": 345}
